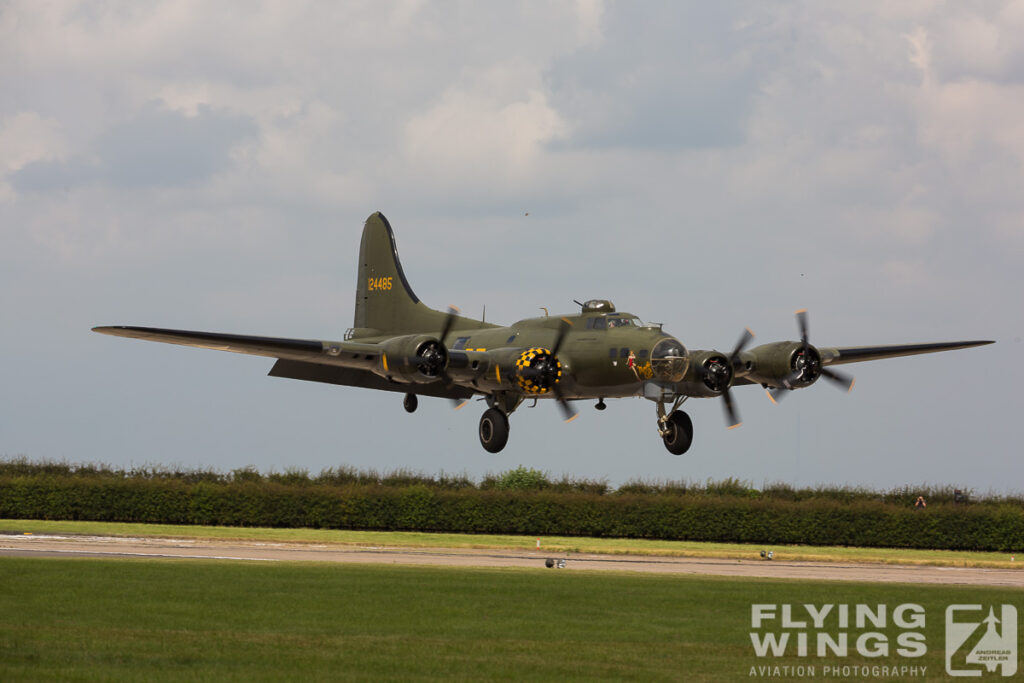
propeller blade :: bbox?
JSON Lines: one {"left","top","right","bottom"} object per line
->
{"left": 451, "top": 398, "right": 469, "bottom": 410}
{"left": 553, "top": 384, "right": 578, "bottom": 422}
{"left": 419, "top": 306, "right": 460, "bottom": 386}
{"left": 821, "top": 367, "right": 855, "bottom": 392}
{"left": 730, "top": 327, "right": 755, "bottom": 361}
{"left": 722, "top": 389, "right": 742, "bottom": 429}
{"left": 439, "top": 305, "right": 460, "bottom": 344}
{"left": 768, "top": 385, "right": 790, "bottom": 403}
{"left": 795, "top": 309, "right": 809, "bottom": 349}
{"left": 551, "top": 318, "right": 573, "bottom": 357}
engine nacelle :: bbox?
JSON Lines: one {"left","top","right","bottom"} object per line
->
{"left": 471, "top": 347, "right": 564, "bottom": 394}
{"left": 675, "top": 351, "right": 733, "bottom": 397}
{"left": 742, "top": 341, "right": 822, "bottom": 389}
{"left": 376, "top": 334, "right": 448, "bottom": 384}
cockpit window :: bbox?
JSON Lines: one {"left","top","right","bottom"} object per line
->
{"left": 588, "top": 315, "right": 645, "bottom": 330}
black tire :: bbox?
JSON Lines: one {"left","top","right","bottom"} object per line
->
{"left": 662, "top": 411, "right": 693, "bottom": 455}
{"left": 479, "top": 408, "right": 510, "bottom": 453}
{"left": 403, "top": 393, "right": 418, "bottom": 413}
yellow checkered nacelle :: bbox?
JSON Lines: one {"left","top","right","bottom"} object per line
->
{"left": 514, "top": 347, "right": 562, "bottom": 394}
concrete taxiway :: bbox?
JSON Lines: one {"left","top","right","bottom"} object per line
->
{"left": 1, "top": 532, "right": 1021, "bottom": 587}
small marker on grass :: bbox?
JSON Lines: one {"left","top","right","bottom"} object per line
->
{"left": 536, "top": 538, "right": 540, "bottom": 549}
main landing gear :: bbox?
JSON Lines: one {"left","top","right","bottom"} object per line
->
{"left": 478, "top": 408, "right": 510, "bottom": 453}
{"left": 656, "top": 397, "right": 693, "bottom": 455}
{"left": 477, "top": 393, "right": 522, "bottom": 453}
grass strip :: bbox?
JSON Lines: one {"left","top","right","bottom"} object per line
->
{"left": 2, "top": 518, "right": 1021, "bottom": 568}
{"left": 0, "top": 557, "right": 1020, "bottom": 681}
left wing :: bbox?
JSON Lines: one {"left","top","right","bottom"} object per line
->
{"left": 819, "top": 340, "right": 993, "bottom": 365}
{"left": 725, "top": 339, "right": 992, "bottom": 392}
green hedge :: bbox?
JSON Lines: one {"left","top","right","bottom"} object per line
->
{"left": 1, "top": 475, "right": 1021, "bottom": 551}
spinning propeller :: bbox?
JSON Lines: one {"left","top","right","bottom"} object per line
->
{"left": 768, "top": 309, "right": 854, "bottom": 403}
{"left": 517, "top": 318, "right": 577, "bottom": 421}
{"left": 698, "top": 327, "right": 755, "bottom": 429}
{"left": 435, "top": 306, "right": 471, "bottom": 409}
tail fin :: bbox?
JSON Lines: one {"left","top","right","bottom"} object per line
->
{"left": 352, "top": 212, "right": 449, "bottom": 336}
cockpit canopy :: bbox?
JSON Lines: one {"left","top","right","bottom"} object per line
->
{"left": 585, "top": 315, "right": 644, "bottom": 330}
{"left": 651, "top": 336, "right": 688, "bottom": 382}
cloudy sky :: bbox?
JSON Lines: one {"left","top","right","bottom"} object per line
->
{"left": 2, "top": 1, "right": 1021, "bottom": 491}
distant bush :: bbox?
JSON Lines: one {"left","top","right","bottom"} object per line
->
{"left": 267, "top": 468, "right": 311, "bottom": 487}
{"left": 490, "top": 466, "right": 550, "bottom": 492}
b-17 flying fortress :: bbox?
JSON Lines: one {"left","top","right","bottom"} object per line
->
{"left": 95, "top": 213, "right": 992, "bottom": 454}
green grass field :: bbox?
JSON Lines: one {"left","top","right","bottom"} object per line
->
{"left": 3, "top": 518, "right": 1021, "bottom": 568}
{"left": 0, "top": 557, "right": 1020, "bottom": 681}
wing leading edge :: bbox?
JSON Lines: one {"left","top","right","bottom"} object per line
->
{"left": 92, "top": 326, "right": 330, "bottom": 359}
{"left": 820, "top": 340, "right": 994, "bottom": 366}
{"left": 92, "top": 325, "right": 477, "bottom": 401}
{"left": 92, "top": 325, "right": 385, "bottom": 368}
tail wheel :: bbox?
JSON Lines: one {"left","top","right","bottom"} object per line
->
{"left": 479, "top": 408, "right": 510, "bottom": 453}
{"left": 662, "top": 411, "right": 693, "bottom": 455}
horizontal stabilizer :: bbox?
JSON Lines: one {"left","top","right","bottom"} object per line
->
{"left": 269, "top": 359, "right": 475, "bottom": 399}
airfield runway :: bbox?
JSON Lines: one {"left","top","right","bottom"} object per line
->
{"left": 1, "top": 532, "right": 1021, "bottom": 587}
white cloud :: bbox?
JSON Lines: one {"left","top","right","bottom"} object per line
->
{"left": 0, "top": 111, "right": 66, "bottom": 173}
{"left": 0, "top": 111, "right": 67, "bottom": 201}
{"left": 404, "top": 71, "right": 568, "bottom": 186}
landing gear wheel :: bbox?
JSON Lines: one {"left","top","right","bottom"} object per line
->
{"left": 662, "top": 411, "right": 693, "bottom": 455}
{"left": 479, "top": 408, "right": 510, "bottom": 453}
{"left": 403, "top": 393, "right": 418, "bottom": 414}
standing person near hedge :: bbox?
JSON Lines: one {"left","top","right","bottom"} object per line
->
{"left": 914, "top": 496, "right": 927, "bottom": 510}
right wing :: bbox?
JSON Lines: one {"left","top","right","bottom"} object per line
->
{"left": 93, "top": 325, "right": 382, "bottom": 373}
{"left": 92, "top": 325, "right": 371, "bottom": 361}
{"left": 92, "top": 325, "right": 476, "bottom": 399}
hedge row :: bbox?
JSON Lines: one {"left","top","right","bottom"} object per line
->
{"left": 1, "top": 475, "right": 1021, "bottom": 551}
{"left": 1, "top": 458, "right": 1016, "bottom": 506}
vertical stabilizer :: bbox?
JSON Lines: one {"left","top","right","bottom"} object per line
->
{"left": 352, "top": 212, "right": 447, "bottom": 336}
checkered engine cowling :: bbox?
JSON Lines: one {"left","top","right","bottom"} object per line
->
{"left": 514, "top": 348, "right": 562, "bottom": 394}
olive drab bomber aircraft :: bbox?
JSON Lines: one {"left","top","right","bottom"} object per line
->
{"left": 94, "top": 212, "right": 993, "bottom": 455}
